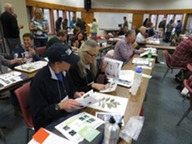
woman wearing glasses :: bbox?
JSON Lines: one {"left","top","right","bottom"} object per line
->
{"left": 69, "top": 39, "right": 106, "bottom": 92}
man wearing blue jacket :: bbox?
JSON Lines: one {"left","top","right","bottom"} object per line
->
{"left": 30, "top": 42, "right": 84, "bottom": 131}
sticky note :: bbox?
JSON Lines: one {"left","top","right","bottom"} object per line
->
{"left": 33, "top": 128, "right": 50, "bottom": 143}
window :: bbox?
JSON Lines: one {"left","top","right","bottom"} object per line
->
{"left": 43, "top": 9, "right": 51, "bottom": 34}
{"left": 166, "top": 14, "right": 174, "bottom": 25}
{"left": 186, "top": 15, "right": 192, "bottom": 33}
{"left": 156, "top": 15, "right": 164, "bottom": 30}
{"left": 53, "top": 10, "right": 58, "bottom": 25}
{"left": 151, "top": 14, "right": 157, "bottom": 28}
{"left": 174, "top": 14, "right": 183, "bottom": 23}
{"left": 58, "top": 10, "right": 63, "bottom": 18}
{"left": 69, "top": 11, "right": 74, "bottom": 22}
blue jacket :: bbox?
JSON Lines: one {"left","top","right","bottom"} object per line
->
{"left": 30, "top": 65, "right": 77, "bottom": 130}
{"left": 14, "top": 45, "right": 40, "bottom": 61}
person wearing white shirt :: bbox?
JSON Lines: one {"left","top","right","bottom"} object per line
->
{"left": 136, "top": 26, "right": 147, "bottom": 44}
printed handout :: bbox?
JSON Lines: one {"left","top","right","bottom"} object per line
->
{"left": 103, "top": 57, "right": 123, "bottom": 79}
{"left": 140, "top": 48, "right": 157, "bottom": 57}
{"left": 132, "top": 58, "right": 152, "bottom": 66}
{"left": 55, "top": 112, "right": 104, "bottom": 143}
{"left": 75, "top": 90, "right": 99, "bottom": 107}
{"left": 0, "top": 71, "right": 27, "bottom": 89}
{"left": 117, "top": 70, "right": 135, "bottom": 87}
{"left": 14, "top": 61, "right": 47, "bottom": 73}
{"left": 100, "top": 79, "right": 117, "bottom": 93}
{"left": 95, "top": 112, "right": 124, "bottom": 126}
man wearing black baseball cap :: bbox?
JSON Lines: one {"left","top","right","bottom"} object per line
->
{"left": 30, "top": 43, "right": 84, "bottom": 131}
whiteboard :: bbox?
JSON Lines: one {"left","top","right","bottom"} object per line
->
{"left": 94, "top": 12, "right": 132, "bottom": 30}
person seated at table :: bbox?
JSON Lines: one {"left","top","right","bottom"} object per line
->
{"left": 69, "top": 39, "right": 107, "bottom": 92}
{"left": 136, "top": 26, "right": 148, "bottom": 45}
{"left": 113, "top": 30, "right": 141, "bottom": 64}
{"left": 14, "top": 33, "right": 40, "bottom": 61}
{"left": 71, "top": 32, "right": 86, "bottom": 49}
{"left": 0, "top": 54, "right": 24, "bottom": 116}
{"left": 46, "top": 29, "right": 67, "bottom": 50}
{"left": 171, "top": 36, "right": 192, "bottom": 82}
{"left": 30, "top": 42, "right": 84, "bottom": 131}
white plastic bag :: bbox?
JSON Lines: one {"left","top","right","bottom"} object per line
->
{"left": 120, "top": 116, "right": 144, "bottom": 143}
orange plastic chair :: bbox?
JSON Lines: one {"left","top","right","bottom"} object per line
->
{"left": 14, "top": 82, "right": 34, "bottom": 143}
{"left": 161, "top": 50, "right": 186, "bottom": 82}
{"left": 177, "top": 78, "right": 192, "bottom": 126}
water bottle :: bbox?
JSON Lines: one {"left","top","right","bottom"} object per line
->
{"left": 102, "top": 116, "right": 120, "bottom": 144}
{"left": 148, "top": 49, "right": 152, "bottom": 60}
{"left": 130, "top": 67, "right": 142, "bottom": 96}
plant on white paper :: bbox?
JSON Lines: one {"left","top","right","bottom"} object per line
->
{"left": 98, "top": 97, "right": 120, "bottom": 109}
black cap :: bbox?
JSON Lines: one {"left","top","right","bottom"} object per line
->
{"left": 46, "top": 42, "right": 80, "bottom": 65}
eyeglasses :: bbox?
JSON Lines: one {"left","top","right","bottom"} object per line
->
{"left": 86, "top": 51, "right": 97, "bottom": 58}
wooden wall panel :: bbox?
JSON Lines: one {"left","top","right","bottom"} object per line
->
{"left": 82, "top": 12, "right": 94, "bottom": 35}
{"left": 132, "top": 14, "right": 143, "bottom": 28}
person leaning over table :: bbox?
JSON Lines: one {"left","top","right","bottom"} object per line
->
{"left": 46, "top": 29, "right": 67, "bottom": 50}
{"left": 0, "top": 54, "right": 24, "bottom": 115}
{"left": 135, "top": 26, "right": 148, "bottom": 44}
{"left": 69, "top": 39, "right": 107, "bottom": 93}
{"left": 30, "top": 42, "right": 84, "bottom": 131}
{"left": 14, "top": 33, "right": 40, "bottom": 61}
{"left": 113, "top": 30, "right": 141, "bottom": 64}
{"left": 71, "top": 32, "right": 86, "bottom": 49}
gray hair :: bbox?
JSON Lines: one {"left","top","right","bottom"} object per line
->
{"left": 125, "top": 30, "right": 135, "bottom": 37}
{"left": 77, "top": 39, "right": 98, "bottom": 78}
{"left": 4, "top": 3, "right": 12, "bottom": 12}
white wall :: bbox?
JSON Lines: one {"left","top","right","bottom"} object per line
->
{"left": 0, "top": 0, "right": 29, "bottom": 42}
{"left": 26, "top": 0, "right": 192, "bottom": 10}
{"left": 32, "top": 0, "right": 84, "bottom": 7}
{"left": 92, "top": 0, "right": 192, "bottom": 10}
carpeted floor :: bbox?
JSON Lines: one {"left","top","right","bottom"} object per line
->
{"left": 137, "top": 59, "right": 192, "bottom": 144}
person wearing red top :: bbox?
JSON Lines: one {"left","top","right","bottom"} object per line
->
{"left": 171, "top": 37, "right": 192, "bottom": 68}
{"left": 171, "top": 36, "right": 192, "bottom": 82}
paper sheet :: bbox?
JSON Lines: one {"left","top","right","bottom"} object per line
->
{"left": 100, "top": 80, "right": 117, "bottom": 93}
{"left": 55, "top": 112, "right": 104, "bottom": 143}
{"left": 117, "top": 70, "right": 134, "bottom": 87}
{"left": 88, "top": 92, "right": 128, "bottom": 115}
{"left": 75, "top": 90, "right": 99, "bottom": 107}
{"left": 140, "top": 48, "right": 157, "bottom": 57}
{"left": 14, "top": 61, "right": 47, "bottom": 73}
{"left": 142, "top": 73, "right": 152, "bottom": 79}
{"left": 132, "top": 58, "right": 151, "bottom": 66}
{"left": 104, "top": 57, "right": 123, "bottom": 79}
{"left": 95, "top": 112, "right": 124, "bottom": 126}
{"left": 0, "top": 71, "right": 27, "bottom": 89}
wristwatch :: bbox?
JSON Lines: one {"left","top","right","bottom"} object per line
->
{"left": 55, "top": 103, "right": 61, "bottom": 110}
